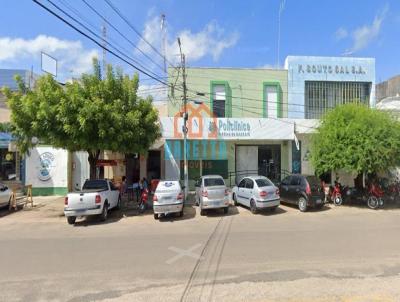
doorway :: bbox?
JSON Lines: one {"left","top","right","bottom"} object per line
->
{"left": 258, "top": 145, "right": 281, "bottom": 182}
{"left": 147, "top": 150, "right": 161, "bottom": 180}
{"left": 125, "top": 154, "right": 140, "bottom": 184}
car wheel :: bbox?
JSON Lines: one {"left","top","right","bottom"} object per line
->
{"left": 100, "top": 203, "right": 108, "bottom": 221}
{"left": 298, "top": 197, "right": 308, "bottom": 212}
{"left": 367, "top": 196, "right": 379, "bottom": 209}
{"left": 250, "top": 199, "right": 258, "bottom": 214}
{"left": 223, "top": 207, "right": 229, "bottom": 214}
{"left": 233, "top": 193, "right": 238, "bottom": 206}
{"left": 67, "top": 216, "right": 76, "bottom": 225}
{"left": 154, "top": 213, "right": 159, "bottom": 220}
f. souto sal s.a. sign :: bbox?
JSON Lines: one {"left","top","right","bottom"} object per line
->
{"left": 298, "top": 64, "right": 366, "bottom": 75}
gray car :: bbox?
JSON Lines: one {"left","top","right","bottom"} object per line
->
{"left": 195, "top": 175, "right": 230, "bottom": 216}
{"left": 232, "top": 175, "right": 280, "bottom": 214}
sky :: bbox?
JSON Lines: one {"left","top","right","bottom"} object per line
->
{"left": 0, "top": 0, "right": 399, "bottom": 99}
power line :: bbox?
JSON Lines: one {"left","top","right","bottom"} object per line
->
{"left": 33, "top": 0, "right": 170, "bottom": 87}
{"left": 80, "top": 0, "right": 166, "bottom": 72}
{"left": 45, "top": 0, "right": 165, "bottom": 81}
{"left": 103, "top": 0, "right": 177, "bottom": 69}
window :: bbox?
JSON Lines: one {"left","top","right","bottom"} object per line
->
{"left": 264, "top": 84, "right": 280, "bottom": 118}
{"left": 281, "top": 176, "right": 291, "bottom": 186}
{"left": 290, "top": 176, "right": 301, "bottom": 186}
{"left": 305, "top": 81, "right": 371, "bottom": 119}
{"left": 212, "top": 84, "right": 226, "bottom": 117}
{"left": 204, "top": 178, "right": 225, "bottom": 187}
{"left": 238, "top": 179, "right": 246, "bottom": 188}
{"left": 245, "top": 179, "right": 254, "bottom": 189}
{"left": 255, "top": 178, "right": 274, "bottom": 187}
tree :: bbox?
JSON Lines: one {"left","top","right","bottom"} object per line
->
{"left": 310, "top": 103, "right": 400, "bottom": 178}
{"left": 3, "top": 59, "right": 161, "bottom": 179}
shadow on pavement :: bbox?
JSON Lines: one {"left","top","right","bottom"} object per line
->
{"left": 280, "top": 202, "right": 332, "bottom": 213}
{"left": 157, "top": 205, "right": 197, "bottom": 222}
{"left": 200, "top": 205, "right": 240, "bottom": 218}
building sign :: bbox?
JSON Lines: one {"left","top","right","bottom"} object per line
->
{"left": 297, "top": 64, "right": 366, "bottom": 75}
{"left": 162, "top": 117, "right": 294, "bottom": 140}
{"left": 38, "top": 152, "right": 56, "bottom": 181}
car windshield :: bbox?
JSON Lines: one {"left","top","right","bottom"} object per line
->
{"left": 82, "top": 180, "right": 108, "bottom": 190}
{"left": 255, "top": 178, "right": 274, "bottom": 187}
{"left": 204, "top": 178, "right": 225, "bottom": 187}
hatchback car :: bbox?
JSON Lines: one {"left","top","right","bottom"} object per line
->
{"left": 195, "top": 175, "right": 230, "bottom": 216}
{"left": 232, "top": 176, "right": 280, "bottom": 214}
{"left": 279, "top": 174, "right": 325, "bottom": 212}
{"left": 153, "top": 180, "right": 184, "bottom": 219}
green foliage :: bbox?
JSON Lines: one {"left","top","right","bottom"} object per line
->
{"left": 3, "top": 58, "right": 161, "bottom": 176}
{"left": 0, "top": 122, "right": 12, "bottom": 133}
{"left": 310, "top": 103, "right": 400, "bottom": 176}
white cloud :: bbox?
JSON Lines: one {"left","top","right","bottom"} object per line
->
{"left": 335, "top": 27, "right": 348, "bottom": 41}
{"left": 0, "top": 35, "right": 99, "bottom": 79}
{"left": 137, "top": 83, "right": 167, "bottom": 102}
{"left": 344, "top": 4, "right": 388, "bottom": 55}
{"left": 137, "top": 16, "right": 239, "bottom": 64}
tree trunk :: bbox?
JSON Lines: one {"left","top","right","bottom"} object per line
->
{"left": 88, "top": 150, "right": 100, "bottom": 180}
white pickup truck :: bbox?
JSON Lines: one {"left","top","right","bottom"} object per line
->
{"left": 64, "top": 179, "right": 121, "bottom": 225}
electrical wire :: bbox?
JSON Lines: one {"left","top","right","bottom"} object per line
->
{"left": 80, "top": 0, "right": 166, "bottom": 72}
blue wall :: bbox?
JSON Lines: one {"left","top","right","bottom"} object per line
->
{"left": 285, "top": 56, "right": 376, "bottom": 118}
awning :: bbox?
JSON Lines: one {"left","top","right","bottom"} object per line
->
{"left": 0, "top": 132, "right": 14, "bottom": 148}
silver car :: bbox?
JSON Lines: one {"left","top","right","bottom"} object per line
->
{"left": 195, "top": 175, "right": 230, "bottom": 216}
{"left": 153, "top": 180, "right": 184, "bottom": 220}
{"left": 232, "top": 175, "right": 280, "bottom": 214}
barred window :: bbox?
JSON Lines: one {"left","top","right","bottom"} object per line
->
{"left": 305, "top": 81, "right": 371, "bottom": 119}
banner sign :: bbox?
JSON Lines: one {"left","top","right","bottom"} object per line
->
{"left": 161, "top": 117, "right": 294, "bottom": 140}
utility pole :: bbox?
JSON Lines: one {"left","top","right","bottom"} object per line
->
{"left": 101, "top": 22, "right": 107, "bottom": 77}
{"left": 161, "top": 14, "right": 167, "bottom": 76}
{"left": 177, "top": 37, "right": 188, "bottom": 200}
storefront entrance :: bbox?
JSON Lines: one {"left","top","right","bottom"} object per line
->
{"left": 236, "top": 144, "right": 281, "bottom": 183}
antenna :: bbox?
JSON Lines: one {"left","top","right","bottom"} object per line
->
{"left": 102, "top": 22, "right": 107, "bottom": 77}
{"left": 161, "top": 14, "right": 167, "bottom": 75}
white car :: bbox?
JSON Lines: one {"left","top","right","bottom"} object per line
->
{"left": 64, "top": 179, "right": 121, "bottom": 224}
{"left": 195, "top": 175, "right": 230, "bottom": 216}
{"left": 0, "top": 183, "right": 11, "bottom": 209}
{"left": 232, "top": 176, "right": 280, "bottom": 214}
{"left": 153, "top": 180, "right": 184, "bottom": 220}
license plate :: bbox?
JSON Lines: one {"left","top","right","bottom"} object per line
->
{"left": 211, "top": 201, "right": 222, "bottom": 206}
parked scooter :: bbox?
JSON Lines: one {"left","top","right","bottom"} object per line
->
{"left": 138, "top": 188, "right": 149, "bottom": 213}
{"left": 331, "top": 181, "right": 343, "bottom": 206}
{"left": 367, "top": 183, "right": 385, "bottom": 209}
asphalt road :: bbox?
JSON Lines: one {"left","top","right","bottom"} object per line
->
{"left": 1, "top": 198, "right": 400, "bottom": 302}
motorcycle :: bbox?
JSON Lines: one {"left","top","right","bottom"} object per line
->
{"left": 367, "top": 183, "right": 384, "bottom": 209}
{"left": 138, "top": 188, "right": 149, "bottom": 213}
{"left": 330, "top": 181, "right": 343, "bottom": 206}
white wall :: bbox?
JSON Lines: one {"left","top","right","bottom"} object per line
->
{"left": 72, "top": 151, "right": 90, "bottom": 191}
{"left": 26, "top": 146, "right": 68, "bottom": 188}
